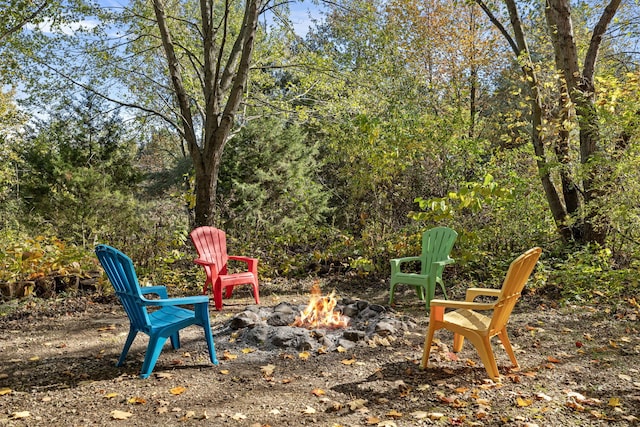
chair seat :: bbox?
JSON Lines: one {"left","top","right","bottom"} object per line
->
{"left": 445, "top": 309, "right": 491, "bottom": 334}
{"left": 149, "top": 306, "right": 197, "bottom": 329}
{"left": 219, "top": 272, "right": 257, "bottom": 284}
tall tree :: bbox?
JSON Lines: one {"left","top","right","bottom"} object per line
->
{"left": 15, "top": 0, "right": 281, "bottom": 227}
{"left": 475, "top": 0, "right": 622, "bottom": 244}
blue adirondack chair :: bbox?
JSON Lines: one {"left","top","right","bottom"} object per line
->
{"left": 95, "top": 244, "right": 218, "bottom": 378}
{"left": 389, "top": 227, "right": 458, "bottom": 310}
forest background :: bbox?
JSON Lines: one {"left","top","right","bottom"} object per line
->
{"left": 1, "top": 0, "right": 640, "bottom": 304}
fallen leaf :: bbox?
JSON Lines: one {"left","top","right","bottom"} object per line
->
{"left": 241, "top": 348, "right": 255, "bottom": 354}
{"left": 221, "top": 350, "right": 237, "bottom": 360}
{"left": 365, "top": 416, "right": 380, "bottom": 425}
{"left": 547, "top": 356, "right": 561, "bottom": 363}
{"left": 0, "top": 387, "right": 12, "bottom": 396}
{"left": 219, "top": 370, "right": 230, "bottom": 375}
{"left": 535, "top": 392, "right": 552, "bottom": 401}
{"left": 157, "top": 407, "right": 168, "bottom": 414}
{"left": 299, "top": 351, "right": 311, "bottom": 360}
{"left": 104, "top": 392, "right": 118, "bottom": 399}
{"left": 260, "top": 364, "right": 276, "bottom": 377}
{"left": 386, "top": 409, "right": 402, "bottom": 418}
{"left": 336, "top": 346, "right": 347, "bottom": 353}
{"left": 618, "top": 374, "right": 632, "bottom": 382}
{"left": 410, "top": 411, "right": 429, "bottom": 419}
{"left": 29, "top": 356, "right": 40, "bottom": 362}
{"left": 516, "top": 397, "right": 533, "bottom": 407}
{"left": 10, "top": 411, "right": 31, "bottom": 419}
{"left": 128, "top": 396, "right": 146, "bottom": 404}
{"left": 169, "top": 386, "right": 187, "bottom": 395}
{"left": 311, "top": 388, "right": 325, "bottom": 396}
{"left": 110, "top": 410, "right": 133, "bottom": 420}
{"left": 348, "top": 398, "right": 368, "bottom": 411}
{"left": 231, "top": 413, "right": 247, "bottom": 420}
{"left": 341, "top": 357, "right": 356, "bottom": 365}
{"left": 608, "top": 397, "right": 621, "bottom": 407}
{"left": 427, "top": 412, "right": 445, "bottom": 420}
{"left": 302, "top": 406, "right": 316, "bottom": 414}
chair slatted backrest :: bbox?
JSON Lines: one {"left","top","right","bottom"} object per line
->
{"left": 190, "top": 227, "right": 229, "bottom": 275}
{"left": 95, "top": 244, "right": 151, "bottom": 332}
{"left": 421, "top": 227, "right": 458, "bottom": 276}
{"left": 489, "top": 247, "right": 542, "bottom": 334}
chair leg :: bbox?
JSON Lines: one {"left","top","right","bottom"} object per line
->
{"left": 466, "top": 334, "right": 500, "bottom": 380}
{"left": 437, "top": 278, "right": 448, "bottom": 300}
{"left": 140, "top": 335, "right": 168, "bottom": 379}
{"left": 453, "top": 333, "right": 465, "bottom": 352}
{"left": 195, "top": 302, "right": 218, "bottom": 365}
{"left": 213, "top": 282, "right": 223, "bottom": 311}
{"left": 497, "top": 328, "right": 519, "bottom": 367}
{"left": 420, "top": 325, "right": 437, "bottom": 369}
{"left": 202, "top": 278, "right": 211, "bottom": 295}
{"left": 169, "top": 331, "right": 180, "bottom": 350}
{"left": 117, "top": 328, "right": 138, "bottom": 367}
{"left": 388, "top": 281, "right": 397, "bottom": 305}
{"left": 252, "top": 280, "right": 260, "bottom": 305}
{"left": 225, "top": 285, "right": 233, "bottom": 299}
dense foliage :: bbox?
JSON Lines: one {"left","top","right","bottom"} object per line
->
{"left": 1, "top": 0, "right": 640, "bottom": 303}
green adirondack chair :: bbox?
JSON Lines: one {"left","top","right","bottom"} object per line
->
{"left": 389, "top": 227, "right": 458, "bottom": 310}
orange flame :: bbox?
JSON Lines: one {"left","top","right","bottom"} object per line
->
{"left": 292, "top": 283, "right": 350, "bottom": 329}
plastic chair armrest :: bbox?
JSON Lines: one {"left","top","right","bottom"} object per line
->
{"left": 465, "top": 288, "right": 501, "bottom": 302}
{"left": 429, "top": 299, "right": 495, "bottom": 311}
{"left": 390, "top": 256, "right": 421, "bottom": 274}
{"left": 433, "top": 258, "right": 455, "bottom": 267}
{"left": 140, "top": 286, "right": 169, "bottom": 299}
{"left": 228, "top": 256, "right": 258, "bottom": 272}
{"left": 194, "top": 258, "right": 216, "bottom": 267}
{"left": 144, "top": 295, "right": 211, "bottom": 307}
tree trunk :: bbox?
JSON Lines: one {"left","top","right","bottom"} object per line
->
{"left": 546, "top": 0, "right": 621, "bottom": 244}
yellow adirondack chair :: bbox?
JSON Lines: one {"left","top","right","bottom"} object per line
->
{"left": 421, "top": 247, "right": 542, "bottom": 380}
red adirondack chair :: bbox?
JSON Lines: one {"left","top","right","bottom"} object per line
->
{"left": 190, "top": 226, "right": 259, "bottom": 311}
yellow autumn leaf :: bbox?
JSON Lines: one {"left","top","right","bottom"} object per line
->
{"left": 336, "top": 346, "right": 347, "bottom": 353}
{"left": 29, "top": 356, "right": 40, "bottom": 362}
{"left": 241, "top": 348, "right": 255, "bottom": 354}
{"left": 516, "top": 397, "right": 533, "bottom": 407}
{"left": 299, "top": 351, "right": 311, "bottom": 360}
{"left": 0, "top": 388, "right": 11, "bottom": 396}
{"left": 221, "top": 350, "right": 237, "bottom": 360}
{"left": 608, "top": 397, "right": 621, "bottom": 407}
{"left": 128, "top": 396, "right": 147, "bottom": 404}
{"left": 365, "top": 416, "right": 380, "bottom": 425}
{"left": 110, "top": 410, "right": 133, "bottom": 420}
{"left": 260, "top": 364, "right": 276, "bottom": 377}
{"left": 341, "top": 357, "right": 356, "bottom": 365}
{"left": 311, "top": 388, "right": 325, "bottom": 396}
{"left": 219, "top": 369, "right": 230, "bottom": 375}
{"left": 104, "top": 392, "right": 118, "bottom": 399}
{"left": 169, "top": 386, "right": 187, "bottom": 395}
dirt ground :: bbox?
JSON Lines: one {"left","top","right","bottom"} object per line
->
{"left": 1, "top": 276, "right": 639, "bottom": 427}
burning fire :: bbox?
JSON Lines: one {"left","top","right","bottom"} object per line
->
{"left": 292, "top": 283, "right": 350, "bottom": 329}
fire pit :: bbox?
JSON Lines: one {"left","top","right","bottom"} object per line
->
{"left": 213, "top": 285, "right": 418, "bottom": 353}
